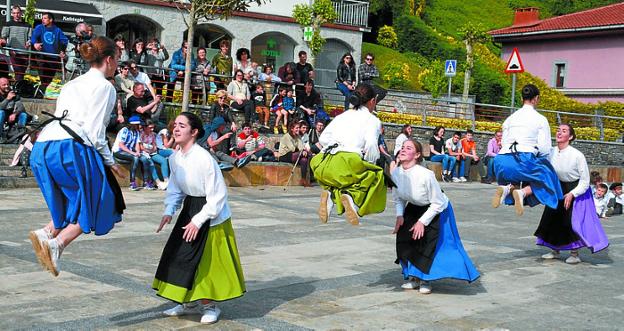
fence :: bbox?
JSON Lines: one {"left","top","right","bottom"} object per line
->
{"left": 0, "top": 47, "right": 66, "bottom": 97}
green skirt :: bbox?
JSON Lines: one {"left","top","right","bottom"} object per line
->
{"left": 152, "top": 219, "right": 246, "bottom": 303}
{"left": 310, "top": 151, "right": 386, "bottom": 216}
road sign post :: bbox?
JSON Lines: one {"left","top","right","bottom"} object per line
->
{"left": 445, "top": 60, "right": 457, "bottom": 99}
{"left": 504, "top": 48, "right": 525, "bottom": 110}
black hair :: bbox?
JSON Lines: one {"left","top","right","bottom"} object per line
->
{"left": 365, "top": 53, "right": 374, "bottom": 60}
{"left": 597, "top": 183, "right": 608, "bottom": 191}
{"left": 179, "top": 111, "right": 205, "bottom": 140}
{"left": 304, "top": 79, "right": 314, "bottom": 87}
{"left": 433, "top": 126, "right": 444, "bottom": 137}
{"left": 42, "top": 12, "right": 54, "bottom": 21}
{"left": 560, "top": 123, "right": 576, "bottom": 142}
{"left": 466, "top": 129, "right": 474, "bottom": 135}
{"left": 298, "top": 50, "right": 307, "bottom": 57}
{"left": 609, "top": 182, "right": 622, "bottom": 190}
{"left": 340, "top": 53, "right": 355, "bottom": 68}
{"left": 453, "top": 131, "right": 462, "bottom": 137}
{"left": 180, "top": 40, "right": 188, "bottom": 48}
{"left": 236, "top": 47, "right": 250, "bottom": 61}
{"left": 521, "top": 84, "right": 540, "bottom": 101}
{"left": 349, "top": 83, "right": 376, "bottom": 108}
{"left": 234, "top": 69, "right": 244, "bottom": 78}
{"left": 242, "top": 122, "right": 252, "bottom": 129}
{"left": 143, "top": 119, "right": 154, "bottom": 127}
{"left": 401, "top": 124, "right": 411, "bottom": 135}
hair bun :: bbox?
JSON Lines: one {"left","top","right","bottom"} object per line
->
{"left": 79, "top": 41, "right": 97, "bottom": 62}
{"left": 349, "top": 92, "right": 362, "bottom": 108}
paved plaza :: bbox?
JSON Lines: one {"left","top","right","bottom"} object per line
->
{"left": 1, "top": 183, "right": 623, "bottom": 330}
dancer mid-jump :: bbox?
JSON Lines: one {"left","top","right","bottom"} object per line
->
{"left": 310, "top": 83, "right": 387, "bottom": 225}
{"left": 28, "top": 37, "right": 126, "bottom": 277}
{"left": 492, "top": 84, "right": 562, "bottom": 215}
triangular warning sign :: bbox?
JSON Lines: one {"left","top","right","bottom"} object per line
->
{"left": 505, "top": 48, "right": 524, "bottom": 73}
{"left": 446, "top": 62, "right": 455, "bottom": 74}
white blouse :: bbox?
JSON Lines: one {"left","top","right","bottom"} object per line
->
{"left": 37, "top": 68, "right": 117, "bottom": 165}
{"left": 499, "top": 104, "right": 552, "bottom": 157}
{"left": 549, "top": 145, "right": 589, "bottom": 197}
{"left": 391, "top": 164, "right": 449, "bottom": 226}
{"left": 164, "top": 144, "right": 231, "bottom": 228}
{"left": 319, "top": 106, "right": 381, "bottom": 163}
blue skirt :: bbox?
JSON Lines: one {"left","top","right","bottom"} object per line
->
{"left": 493, "top": 153, "right": 563, "bottom": 210}
{"left": 399, "top": 203, "right": 480, "bottom": 282}
{"left": 31, "top": 139, "right": 123, "bottom": 235}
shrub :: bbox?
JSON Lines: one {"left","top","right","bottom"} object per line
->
{"left": 382, "top": 62, "right": 411, "bottom": 89}
{"left": 395, "top": 15, "right": 465, "bottom": 60}
{"left": 377, "top": 25, "right": 398, "bottom": 49}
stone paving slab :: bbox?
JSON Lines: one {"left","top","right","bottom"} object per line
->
{"left": 1, "top": 183, "right": 623, "bottom": 330}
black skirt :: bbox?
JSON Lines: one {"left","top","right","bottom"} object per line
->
{"left": 155, "top": 196, "right": 211, "bottom": 289}
{"left": 534, "top": 180, "right": 580, "bottom": 246}
{"left": 395, "top": 203, "right": 440, "bottom": 274}
{"left": 104, "top": 165, "right": 126, "bottom": 214}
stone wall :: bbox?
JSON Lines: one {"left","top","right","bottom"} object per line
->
{"left": 382, "top": 123, "right": 624, "bottom": 167}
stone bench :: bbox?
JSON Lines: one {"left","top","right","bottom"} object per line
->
{"left": 112, "top": 160, "right": 302, "bottom": 188}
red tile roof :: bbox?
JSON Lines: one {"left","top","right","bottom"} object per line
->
{"left": 489, "top": 2, "right": 624, "bottom": 36}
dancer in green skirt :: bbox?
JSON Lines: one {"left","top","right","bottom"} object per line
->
{"left": 310, "top": 83, "right": 387, "bottom": 225}
{"left": 153, "top": 112, "right": 245, "bottom": 325}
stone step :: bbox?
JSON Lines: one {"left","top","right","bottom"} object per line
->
{"left": 0, "top": 165, "right": 33, "bottom": 177}
{"left": 0, "top": 176, "right": 38, "bottom": 189}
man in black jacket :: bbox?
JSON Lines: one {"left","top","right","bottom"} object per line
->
{"left": 0, "top": 77, "right": 27, "bottom": 143}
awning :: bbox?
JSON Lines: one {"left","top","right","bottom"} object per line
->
{"left": 0, "top": 0, "right": 103, "bottom": 25}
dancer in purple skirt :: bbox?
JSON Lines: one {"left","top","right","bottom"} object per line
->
{"left": 534, "top": 124, "right": 609, "bottom": 264}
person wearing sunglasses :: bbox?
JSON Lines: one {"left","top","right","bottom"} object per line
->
{"left": 358, "top": 53, "right": 379, "bottom": 86}
{"left": 335, "top": 53, "right": 357, "bottom": 111}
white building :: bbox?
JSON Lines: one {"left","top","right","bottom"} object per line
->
{"left": 4, "top": 0, "right": 370, "bottom": 87}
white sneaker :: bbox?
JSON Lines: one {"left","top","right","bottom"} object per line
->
{"left": 200, "top": 305, "right": 221, "bottom": 324}
{"left": 318, "top": 190, "right": 333, "bottom": 223}
{"left": 542, "top": 251, "right": 560, "bottom": 259}
{"left": 29, "top": 228, "right": 52, "bottom": 269}
{"left": 452, "top": 177, "right": 461, "bottom": 183}
{"left": 459, "top": 176, "right": 468, "bottom": 182}
{"left": 492, "top": 185, "right": 511, "bottom": 208}
{"left": 401, "top": 280, "right": 418, "bottom": 290}
{"left": 163, "top": 303, "right": 200, "bottom": 316}
{"left": 512, "top": 189, "right": 525, "bottom": 216}
{"left": 42, "top": 239, "right": 62, "bottom": 277}
{"left": 340, "top": 193, "right": 360, "bottom": 226}
{"left": 566, "top": 254, "right": 581, "bottom": 264}
{"left": 419, "top": 281, "right": 432, "bottom": 294}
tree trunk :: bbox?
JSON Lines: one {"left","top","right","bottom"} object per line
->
{"left": 462, "top": 40, "right": 473, "bottom": 104}
{"left": 181, "top": 4, "right": 196, "bottom": 113}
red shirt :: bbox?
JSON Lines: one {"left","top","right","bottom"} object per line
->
{"left": 460, "top": 138, "right": 476, "bottom": 155}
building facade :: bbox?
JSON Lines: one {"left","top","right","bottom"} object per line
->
{"left": 69, "top": 0, "right": 369, "bottom": 87}
{"left": 489, "top": 4, "right": 624, "bottom": 104}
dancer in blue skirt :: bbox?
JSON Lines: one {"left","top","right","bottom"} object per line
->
{"left": 391, "top": 139, "right": 479, "bottom": 294}
{"left": 28, "top": 37, "right": 126, "bottom": 277}
{"left": 492, "top": 84, "right": 563, "bottom": 216}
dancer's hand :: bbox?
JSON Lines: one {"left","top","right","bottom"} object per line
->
{"left": 182, "top": 223, "right": 199, "bottom": 242}
{"left": 410, "top": 221, "right": 425, "bottom": 240}
{"left": 563, "top": 193, "right": 574, "bottom": 210}
{"left": 156, "top": 215, "right": 172, "bottom": 233}
{"left": 111, "top": 164, "right": 126, "bottom": 178}
{"left": 392, "top": 216, "right": 404, "bottom": 234}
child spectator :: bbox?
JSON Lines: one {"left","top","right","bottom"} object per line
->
{"left": 251, "top": 84, "right": 270, "bottom": 129}
{"left": 445, "top": 131, "right": 464, "bottom": 183}
{"left": 236, "top": 122, "right": 274, "bottom": 161}
{"left": 607, "top": 182, "right": 623, "bottom": 216}
{"left": 140, "top": 119, "right": 170, "bottom": 190}
{"left": 283, "top": 89, "right": 296, "bottom": 119}
{"left": 270, "top": 87, "right": 288, "bottom": 134}
{"left": 590, "top": 171, "right": 607, "bottom": 194}
{"left": 594, "top": 183, "right": 610, "bottom": 218}
{"left": 112, "top": 116, "right": 156, "bottom": 191}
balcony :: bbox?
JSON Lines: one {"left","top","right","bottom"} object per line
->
{"left": 332, "top": 0, "right": 369, "bottom": 28}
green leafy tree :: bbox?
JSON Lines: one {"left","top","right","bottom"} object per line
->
{"left": 377, "top": 25, "right": 398, "bottom": 48}
{"left": 172, "top": 0, "right": 268, "bottom": 112}
{"left": 292, "top": 0, "right": 337, "bottom": 65}
{"left": 458, "top": 22, "right": 489, "bottom": 104}
{"left": 24, "top": 0, "right": 37, "bottom": 26}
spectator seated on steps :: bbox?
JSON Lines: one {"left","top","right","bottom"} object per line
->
{"left": 606, "top": 182, "right": 623, "bottom": 216}
{"left": 126, "top": 83, "right": 162, "bottom": 124}
{"left": 0, "top": 77, "right": 28, "bottom": 144}
{"left": 235, "top": 122, "right": 275, "bottom": 162}
{"left": 459, "top": 129, "right": 484, "bottom": 182}
{"left": 205, "top": 116, "right": 251, "bottom": 169}
{"left": 278, "top": 121, "right": 310, "bottom": 187}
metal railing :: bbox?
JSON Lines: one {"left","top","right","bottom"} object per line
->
{"left": 0, "top": 47, "right": 66, "bottom": 97}
{"left": 332, "top": 0, "right": 369, "bottom": 28}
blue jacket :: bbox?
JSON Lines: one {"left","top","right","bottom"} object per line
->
{"left": 30, "top": 24, "right": 68, "bottom": 54}
{"left": 168, "top": 48, "right": 196, "bottom": 82}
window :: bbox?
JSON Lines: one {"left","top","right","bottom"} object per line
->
{"left": 555, "top": 63, "right": 566, "bottom": 88}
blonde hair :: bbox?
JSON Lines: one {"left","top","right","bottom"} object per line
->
{"left": 215, "top": 90, "right": 227, "bottom": 98}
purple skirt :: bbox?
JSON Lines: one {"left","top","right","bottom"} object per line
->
{"left": 535, "top": 187, "right": 609, "bottom": 253}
